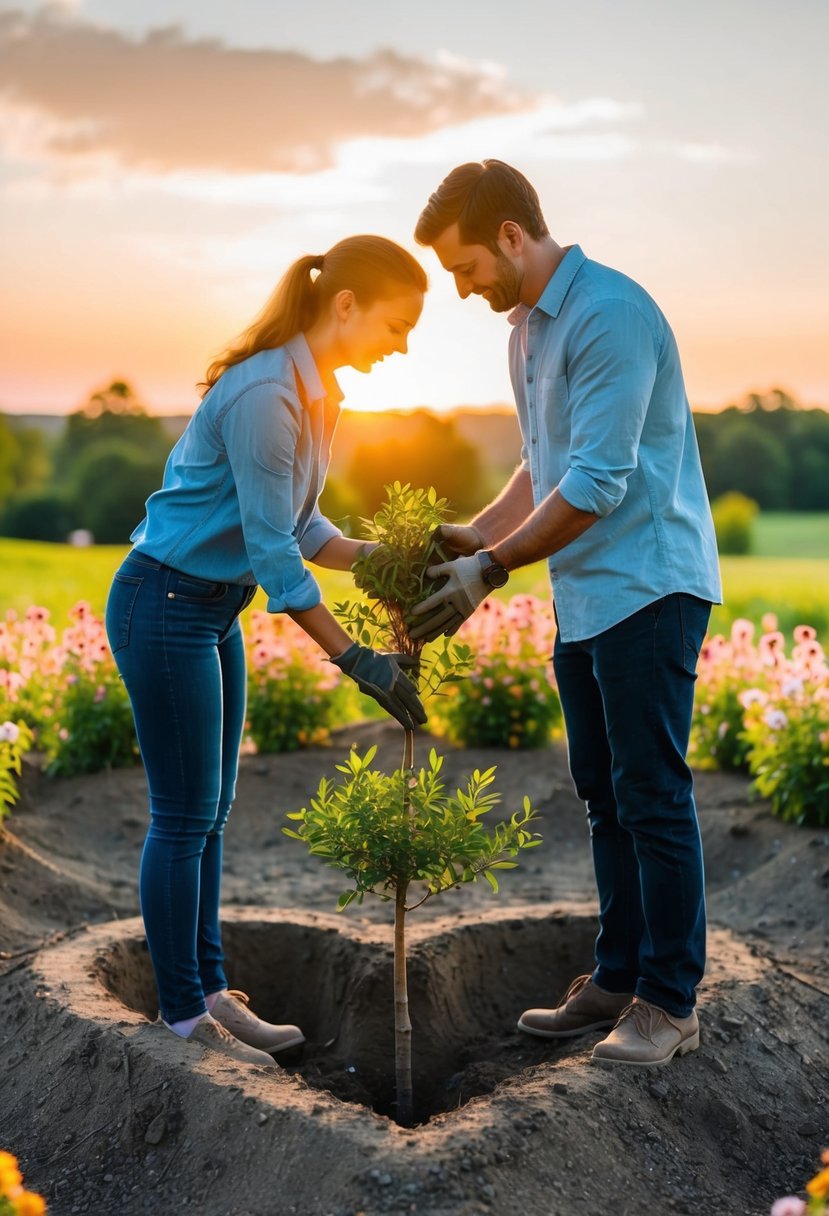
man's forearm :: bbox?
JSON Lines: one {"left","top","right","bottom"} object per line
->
{"left": 490, "top": 488, "right": 599, "bottom": 571}
{"left": 472, "top": 467, "right": 535, "bottom": 545}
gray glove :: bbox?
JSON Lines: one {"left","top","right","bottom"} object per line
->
{"left": 408, "top": 553, "right": 491, "bottom": 642}
{"left": 332, "top": 643, "right": 427, "bottom": 730}
{"left": 430, "top": 523, "right": 485, "bottom": 557}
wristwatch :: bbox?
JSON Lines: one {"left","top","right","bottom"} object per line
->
{"left": 477, "top": 549, "right": 510, "bottom": 589}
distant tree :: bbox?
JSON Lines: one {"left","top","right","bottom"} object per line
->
{"left": 55, "top": 380, "right": 173, "bottom": 474}
{"left": 1, "top": 490, "right": 74, "bottom": 542}
{"left": 0, "top": 414, "right": 21, "bottom": 508}
{"left": 71, "top": 440, "right": 163, "bottom": 543}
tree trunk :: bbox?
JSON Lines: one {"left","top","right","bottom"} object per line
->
{"left": 393, "top": 879, "right": 413, "bottom": 1126}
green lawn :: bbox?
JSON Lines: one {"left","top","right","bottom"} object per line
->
{"left": 752, "top": 512, "right": 829, "bottom": 558}
{"left": 0, "top": 537, "right": 826, "bottom": 640}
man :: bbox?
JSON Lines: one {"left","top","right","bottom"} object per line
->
{"left": 410, "top": 160, "right": 721, "bottom": 1067}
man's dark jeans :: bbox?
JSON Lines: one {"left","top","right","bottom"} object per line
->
{"left": 105, "top": 551, "right": 256, "bottom": 1024}
{"left": 553, "top": 593, "right": 711, "bottom": 1018}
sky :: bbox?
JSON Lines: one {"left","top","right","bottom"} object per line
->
{"left": 0, "top": 0, "right": 827, "bottom": 416}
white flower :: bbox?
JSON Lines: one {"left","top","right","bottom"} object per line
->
{"left": 763, "top": 709, "right": 788, "bottom": 731}
{"left": 0, "top": 720, "right": 20, "bottom": 744}
{"left": 738, "top": 688, "right": 767, "bottom": 708}
{"left": 780, "top": 677, "right": 803, "bottom": 698}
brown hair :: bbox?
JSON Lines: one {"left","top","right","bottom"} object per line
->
{"left": 200, "top": 235, "right": 427, "bottom": 394}
{"left": 414, "top": 159, "right": 548, "bottom": 252}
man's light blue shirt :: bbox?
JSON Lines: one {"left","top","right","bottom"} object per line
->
{"left": 508, "top": 245, "right": 722, "bottom": 643}
{"left": 131, "top": 334, "right": 344, "bottom": 613}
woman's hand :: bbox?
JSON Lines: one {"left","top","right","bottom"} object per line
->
{"left": 331, "top": 643, "right": 427, "bottom": 730}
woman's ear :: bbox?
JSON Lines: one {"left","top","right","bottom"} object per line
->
{"left": 333, "top": 289, "right": 356, "bottom": 322}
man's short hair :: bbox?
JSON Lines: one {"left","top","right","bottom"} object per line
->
{"left": 415, "top": 160, "right": 549, "bottom": 251}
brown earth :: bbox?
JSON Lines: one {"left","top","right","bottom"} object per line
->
{"left": 1, "top": 720, "right": 828, "bottom": 1216}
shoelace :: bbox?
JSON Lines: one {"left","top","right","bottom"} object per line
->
{"left": 558, "top": 974, "right": 592, "bottom": 1005}
{"left": 226, "top": 989, "right": 251, "bottom": 1006}
{"left": 198, "top": 1019, "right": 237, "bottom": 1045}
{"left": 615, "top": 1000, "right": 661, "bottom": 1045}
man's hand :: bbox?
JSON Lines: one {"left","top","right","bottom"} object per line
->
{"left": 331, "top": 643, "right": 427, "bottom": 730}
{"left": 430, "top": 523, "right": 485, "bottom": 557}
{"left": 408, "top": 553, "right": 491, "bottom": 642}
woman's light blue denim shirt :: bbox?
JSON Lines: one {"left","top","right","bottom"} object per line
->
{"left": 509, "top": 246, "right": 722, "bottom": 643}
{"left": 131, "top": 334, "right": 343, "bottom": 613}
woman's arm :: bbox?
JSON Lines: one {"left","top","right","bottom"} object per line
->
{"left": 287, "top": 602, "right": 353, "bottom": 657}
{"left": 309, "top": 535, "right": 374, "bottom": 571}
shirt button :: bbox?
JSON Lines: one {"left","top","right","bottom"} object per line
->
{"left": 167, "top": 591, "right": 176, "bottom": 599}
{"left": 527, "top": 375, "right": 534, "bottom": 383}
{"left": 531, "top": 437, "right": 538, "bottom": 444}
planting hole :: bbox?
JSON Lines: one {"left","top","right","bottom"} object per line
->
{"left": 97, "top": 911, "right": 597, "bottom": 1125}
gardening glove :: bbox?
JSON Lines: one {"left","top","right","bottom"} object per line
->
{"left": 429, "top": 523, "right": 486, "bottom": 557}
{"left": 331, "top": 643, "right": 427, "bottom": 731}
{"left": 408, "top": 553, "right": 491, "bottom": 642}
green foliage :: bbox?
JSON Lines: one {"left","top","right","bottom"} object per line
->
{"left": 337, "top": 481, "right": 474, "bottom": 695}
{"left": 70, "top": 439, "right": 164, "bottom": 543}
{"left": 438, "top": 655, "right": 562, "bottom": 750}
{"left": 0, "top": 720, "right": 34, "bottom": 822}
{"left": 688, "top": 684, "right": 752, "bottom": 772}
{"left": 42, "top": 667, "right": 139, "bottom": 777}
{"left": 247, "top": 668, "right": 338, "bottom": 754}
{"left": 741, "top": 694, "right": 829, "bottom": 828}
{"left": 284, "top": 746, "right": 541, "bottom": 908}
{"left": 711, "top": 491, "right": 758, "bottom": 556}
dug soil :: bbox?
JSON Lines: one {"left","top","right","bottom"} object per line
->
{"left": 1, "top": 721, "right": 828, "bottom": 1216}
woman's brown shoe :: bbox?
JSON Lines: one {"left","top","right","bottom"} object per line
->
{"left": 518, "top": 974, "right": 634, "bottom": 1039}
{"left": 210, "top": 989, "right": 305, "bottom": 1054}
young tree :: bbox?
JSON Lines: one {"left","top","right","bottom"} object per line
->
{"left": 284, "top": 484, "right": 541, "bottom": 1125}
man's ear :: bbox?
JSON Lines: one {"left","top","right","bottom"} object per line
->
{"left": 498, "top": 221, "right": 525, "bottom": 256}
{"left": 334, "top": 289, "right": 356, "bottom": 321}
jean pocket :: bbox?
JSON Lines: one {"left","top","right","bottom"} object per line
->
{"left": 106, "top": 573, "right": 143, "bottom": 654}
{"left": 678, "top": 594, "right": 711, "bottom": 674}
{"left": 168, "top": 572, "right": 229, "bottom": 603}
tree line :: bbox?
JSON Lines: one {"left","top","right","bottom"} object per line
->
{"left": 0, "top": 384, "right": 827, "bottom": 545}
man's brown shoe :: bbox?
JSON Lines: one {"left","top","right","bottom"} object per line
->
{"left": 210, "top": 989, "right": 305, "bottom": 1054}
{"left": 517, "top": 974, "right": 634, "bottom": 1039}
{"left": 185, "top": 1016, "right": 278, "bottom": 1066}
{"left": 591, "top": 997, "right": 699, "bottom": 1067}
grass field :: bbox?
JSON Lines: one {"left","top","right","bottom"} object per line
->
{"left": 1, "top": 516, "right": 827, "bottom": 639}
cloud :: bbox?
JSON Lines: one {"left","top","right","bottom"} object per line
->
{"left": 0, "top": 7, "right": 536, "bottom": 176}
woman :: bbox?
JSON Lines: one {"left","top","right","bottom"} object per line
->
{"left": 105, "top": 235, "right": 428, "bottom": 1067}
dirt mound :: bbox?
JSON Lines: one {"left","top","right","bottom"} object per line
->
{"left": 1, "top": 723, "right": 828, "bottom": 1215}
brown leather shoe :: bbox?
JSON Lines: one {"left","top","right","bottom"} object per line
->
{"left": 591, "top": 997, "right": 699, "bottom": 1067}
{"left": 185, "top": 1016, "right": 278, "bottom": 1067}
{"left": 210, "top": 989, "right": 305, "bottom": 1054}
{"left": 517, "top": 973, "right": 634, "bottom": 1039}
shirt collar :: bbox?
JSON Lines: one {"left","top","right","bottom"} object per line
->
{"left": 285, "top": 333, "right": 344, "bottom": 408}
{"left": 508, "top": 244, "right": 587, "bottom": 326}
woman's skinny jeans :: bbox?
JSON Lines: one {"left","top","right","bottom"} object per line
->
{"left": 105, "top": 551, "right": 256, "bottom": 1023}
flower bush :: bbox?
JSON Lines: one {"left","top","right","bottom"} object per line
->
{"left": 0, "top": 603, "right": 138, "bottom": 777}
{"left": 0, "top": 1151, "right": 46, "bottom": 1216}
{"left": 0, "top": 720, "right": 33, "bottom": 823}
{"left": 431, "top": 594, "right": 561, "bottom": 749}
{"left": 245, "top": 610, "right": 344, "bottom": 753}
{"left": 690, "top": 616, "right": 829, "bottom": 827}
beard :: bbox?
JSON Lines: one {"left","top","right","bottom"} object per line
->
{"left": 483, "top": 252, "right": 523, "bottom": 312}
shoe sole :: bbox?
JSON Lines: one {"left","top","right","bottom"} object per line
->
{"left": 264, "top": 1033, "right": 306, "bottom": 1054}
{"left": 591, "top": 1030, "right": 700, "bottom": 1067}
{"left": 516, "top": 1016, "right": 620, "bottom": 1040}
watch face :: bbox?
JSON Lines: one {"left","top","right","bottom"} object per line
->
{"left": 479, "top": 551, "right": 509, "bottom": 587}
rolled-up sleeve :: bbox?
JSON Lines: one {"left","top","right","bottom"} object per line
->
{"left": 220, "top": 382, "right": 321, "bottom": 612}
{"left": 558, "top": 300, "right": 658, "bottom": 517}
{"left": 298, "top": 507, "right": 343, "bottom": 559}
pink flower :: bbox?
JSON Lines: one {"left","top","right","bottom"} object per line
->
{"left": 761, "top": 612, "right": 778, "bottom": 632}
{"left": 770, "top": 1198, "right": 806, "bottom": 1216}
{"left": 793, "top": 624, "right": 817, "bottom": 644}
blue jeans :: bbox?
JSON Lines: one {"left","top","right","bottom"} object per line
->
{"left": 553, "top": 593, "right": 711, "bottom": 1018}
{"left": 105, "top": 551, "right": 256, "bottom": 1023}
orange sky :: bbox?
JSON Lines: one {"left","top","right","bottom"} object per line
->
{"left": 1, "top": 3, "right": 827, "bottom": 416}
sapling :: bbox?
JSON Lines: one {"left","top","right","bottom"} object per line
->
{"left": 284, "top": 483, "right": 541, "bottom": 1126}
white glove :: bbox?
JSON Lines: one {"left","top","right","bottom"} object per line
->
{"left": 408, "top": 554, "right": 491, "bottom": 642}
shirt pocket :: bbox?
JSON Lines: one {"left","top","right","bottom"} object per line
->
{"left": 539, "top": 375, "right": 570, "bottom": 445}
